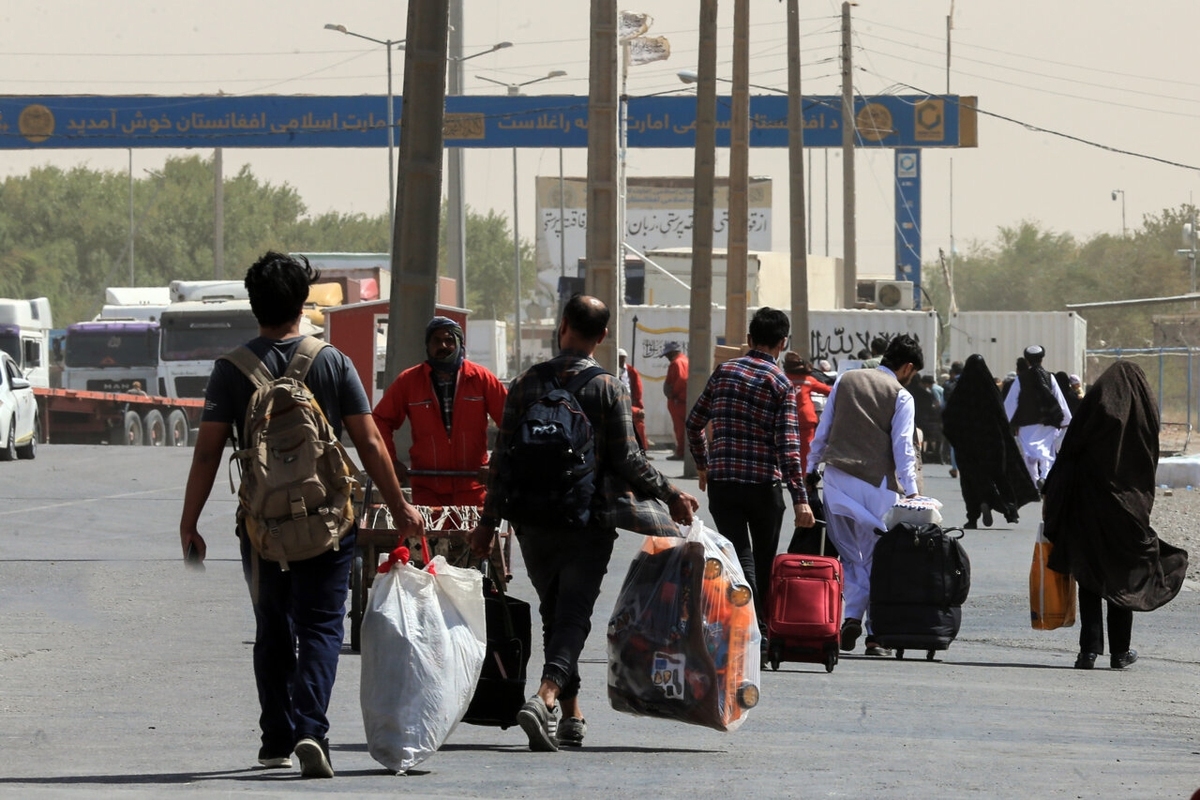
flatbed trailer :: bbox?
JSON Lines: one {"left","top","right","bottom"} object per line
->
{"left": 33, "top": 387, "right": 203, "bottom": 446}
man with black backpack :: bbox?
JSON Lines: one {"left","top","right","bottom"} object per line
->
{"left": 179, "top": 252, "right": 424, "bottom": 779}
{"left": 470, "top": 293, "right": 699, "bottom": 753}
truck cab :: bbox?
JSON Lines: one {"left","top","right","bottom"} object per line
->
{"left": 0, "top": 298, "right": 53, "bottom": 388}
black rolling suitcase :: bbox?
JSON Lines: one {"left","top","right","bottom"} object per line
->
{"left": 868, "top": 522, "right": 970, "bottom": 661}
{"left": 462, "top": 558, "right": 532, "bottom": 729}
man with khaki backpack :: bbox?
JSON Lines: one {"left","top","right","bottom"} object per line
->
{"left": 179, "top": 252, "right": 423, "bottom": 779}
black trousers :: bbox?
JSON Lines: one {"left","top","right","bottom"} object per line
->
{"left": 1078, "top": 584, "right": 1132, "bottom": 656}
{"left": 707, "top": 480, "right": 786, "bottom": 630}
{"left": 516, "top": 523, "right": 618, "bottom": 701}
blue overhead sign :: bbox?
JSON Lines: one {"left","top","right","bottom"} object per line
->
{"left": 0, "top": 94, "right": 969, "bottom": 150}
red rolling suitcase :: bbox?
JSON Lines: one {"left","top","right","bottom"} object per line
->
{"left": 766, "top": 553, "right": 843, "bottom": 673}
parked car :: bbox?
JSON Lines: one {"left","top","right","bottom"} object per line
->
{"left": 0, "top": 351, "right": 38, "bottom": 460}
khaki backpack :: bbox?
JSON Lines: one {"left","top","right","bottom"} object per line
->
{"left": 222, "top": 337, "right": 358, "bottom": 570}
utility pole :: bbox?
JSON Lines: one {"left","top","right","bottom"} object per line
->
{"left": 725, "top": 0, "right": 750, "bottom": 347}
{"left": 585, "top": 0, "right": 620, "bottom": 371}
{"left": 447, "top": 0, "right": 467, "bottom": 308}
{"left": 686, "top": 0, "right": 718, "bottom": 479}
{"left": 787, "top": 0, "right": 810, "bottom": 355}
{"left": 213, "top": 148, "right": 224, "bottom": 280}
{"left": 386, "top": 0, "right": 450, "bottom": 384}
{"left": 840, "top": 2, "right": 857, "bottom": 307}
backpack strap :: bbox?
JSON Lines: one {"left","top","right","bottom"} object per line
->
{"left": 283, "top": 336, "right": 329, "bottom": 382}
{"left": 220, "top": 345, "right": 274, "bottom": 390}
{"left": 563, "top": 365, "right": 606, "bottom": 395}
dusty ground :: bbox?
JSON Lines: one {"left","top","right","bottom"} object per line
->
{"left": 1150, "top": 488, "right": 1200, "bottom": 581}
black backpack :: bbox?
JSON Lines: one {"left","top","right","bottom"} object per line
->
{"left": 499, "top": 363, "right": 606, "bottom": 528}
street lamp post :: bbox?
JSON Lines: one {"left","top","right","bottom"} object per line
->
{"left": 445, "top": 39, "right": 513, "bottom": 308}
{"left": 478, "top": 71, "right": 566, "bottom": 373}
{"left": 1111, "top": 189, "right": 1126, "bottom": 238}
{"left": 324, "top": 23, "right": 405, "bottom": 252}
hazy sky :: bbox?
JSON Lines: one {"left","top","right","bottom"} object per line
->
{"left": 4, "top": 1, "right": 1198, "bottom": 294}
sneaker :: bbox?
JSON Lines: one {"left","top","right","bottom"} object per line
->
{"left": 294, "top": 737, "right": 334, "bottom": 779}
{"left": 558, "top": 717, "right": 587, "bottom": 747}
{"left": 257, "top": 746, "right": 292, "bottom": 769}
{"left": 516, "top": 697, "right": 559, "bottom": 752}
{"left": 840, "top": 618, "right": 862, "bottom": 652}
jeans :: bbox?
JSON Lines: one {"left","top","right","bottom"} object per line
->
{"left": 516, "top": 523, "right": 617, "bottom": 701}
{"left": 239, "top": 525, "right": 356, "bottom": 752}
{"left": 706, "top": 480, "right": 786, "bottom": 630}
{"left": 1078, "top": 584, "right": 1132, "bottom": 656}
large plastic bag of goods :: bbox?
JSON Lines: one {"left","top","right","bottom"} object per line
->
{"left": 607, "top": 520, "right": 761, "bottom": 732}
{"left": 360, "top": 547, "right": 487, "bottom": 773}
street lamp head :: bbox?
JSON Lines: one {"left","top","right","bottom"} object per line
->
{"left": 547, "top": 70, "right": 567, "bottom": 79}
{"left": 324, "top": 23, "right": 347, "bottom": 33}
{"left": 1112, "top": 190, "right": 1119, "bottom": 201}
{"left": 495, "top": 41, "right": 513, "bottom": 51}
{"left": 677, "top": 69, "right": 699, "bottom": 85}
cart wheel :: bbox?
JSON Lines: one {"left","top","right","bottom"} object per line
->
{"left": 825, "top": 652, "right": 837, "bottom": 673}
{"left": 349, "top": 554, "right": 364, "bottom": 652}
{"left": 926, "top": 650, "right": 935, "bottom": 661}
{"left": 895, "top": 648, "right": 905, "bottom": 659}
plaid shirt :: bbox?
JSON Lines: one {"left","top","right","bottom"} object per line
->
{"left": 686, "top": 350, "right": 807, "bottom": 505}
{"left": 483, "top": 351, "right": 683, "bottom": 536}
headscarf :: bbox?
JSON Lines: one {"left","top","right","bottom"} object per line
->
{"left": 424, "top": 316, "right": 465, "bottom": 374}
{"left": 1054, "top": 370, "right": 1080, "bottom": 414}
{"left": 1043, "top": 361, "right": 1188, "bottom": 611}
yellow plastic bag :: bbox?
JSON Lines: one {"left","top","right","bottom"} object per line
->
{"left": 1030, "top": 524, "right": 1076, "bottom": 630}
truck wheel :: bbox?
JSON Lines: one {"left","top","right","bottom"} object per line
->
{"left": 16, "top": 415, "right": 38, "bottom": 460}
{"left": 166, "top": 410, "right": 189, "bottom": 447}
{"left": 0, "top": 419, "right": 15, "bottom": 461}
{"left": 121, "top": 411, "right": 143, "bottom": 446}
{"left": 142, "top": 410, "right": 165, "bottom": 446}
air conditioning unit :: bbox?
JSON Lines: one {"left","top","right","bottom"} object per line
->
{"left": 874, "top": 280, "right": 914, "bottom": 310}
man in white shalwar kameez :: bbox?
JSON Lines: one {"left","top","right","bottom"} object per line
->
{"left": 809, "top": 335, "right": 923, "bottom": 658}
{"left": 1003, "top": 345, "right": 1071, "bottom": 492}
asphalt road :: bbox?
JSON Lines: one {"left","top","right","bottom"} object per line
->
{"left": 0, "top": 444, "right": 1197, "bottom": 798}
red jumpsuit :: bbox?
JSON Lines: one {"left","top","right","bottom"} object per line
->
{"left": 625, "top": 363, "right": 647, "bottom": 449}
{"left": 372, "top": 360, "right": 507, "bottom": 506}
{"left": 788, "top": 372, "right": 831, "bottom": 474}
{"left": 666, "top": 353, "right": 690, "bottom": 457}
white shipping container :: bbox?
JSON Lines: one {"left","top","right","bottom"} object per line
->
{"left": 466, "top": 319, "right": 508, "bottom": 380}
{"left": 948, "top": 311, "right": 1087, "bottom": 379}
{"left": 806, "top": 309, "right": 939, "bottom": 372}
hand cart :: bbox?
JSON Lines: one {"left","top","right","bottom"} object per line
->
{"left": 348, "top": 475, "right": 512, "bottom": 653}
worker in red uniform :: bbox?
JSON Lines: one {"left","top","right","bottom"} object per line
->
{"left": 663, "top": 341, "right": 689, "bottom": 460}
{"left": 373, "top": 316, "right": 507, "bottom": 506}
{"left": 618, "top": 347, "right": 649, "bottom": 451}
{"left": 782, "top": 351, "right": 831, "bottom": 475}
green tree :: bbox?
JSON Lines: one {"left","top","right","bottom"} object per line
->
{"left": 436, "top": 202, "right": 538, "bottom": 320}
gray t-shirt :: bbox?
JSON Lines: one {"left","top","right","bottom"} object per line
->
{"left": 202, "top": 335, "right": 370, "bottom": 444}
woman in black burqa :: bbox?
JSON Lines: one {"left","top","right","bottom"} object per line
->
{"left": 1043, "top": 361, "right": 1188, "bottom": 670}
{"left": 941, "top": 354, "right": 1040, "bottom": 528}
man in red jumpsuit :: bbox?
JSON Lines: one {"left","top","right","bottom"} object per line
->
{"left": 782, "top": 351, "right": 831, "bottom": 474}
{"left": 373, "top": 317, "right": 508, "bottom": 506}
{"left": 663, "top": 341, "right": 689, "bottom": 460}
{"left": 618, "top": 347, "right": 649, "bottom": 451}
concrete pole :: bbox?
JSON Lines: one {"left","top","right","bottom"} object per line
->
{"left": 725, "top": 0, "right": 750, "bottom": 347}
{"left": 686, "top": 0, "right": 718, "bottom": 478}
{"left": 128, "top": 149, "right": 134, "bottom": 286}
{"left": 841, "top": 1, "right": 857, "bottom": 308}
{"left": 447, "top": 0, "right": 467, "bottom": 308}
{"left": 213, "top": 148, "right": 224, "bottom": 280}
{"left": 585, "top": 0, "right": 620, "bottom": 371}
{"left": 787, "top": 0, "right": 810, "bottom": 355}
{"left": 386, "top": 0, "right": 450, "bottom": 384}
{"left": 513, "top": 147, "right": 523, "bottom": 370}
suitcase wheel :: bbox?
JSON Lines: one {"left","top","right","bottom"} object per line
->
{"left": 824, "top": 652, "right": 836, "bottom": 673}
{"left": 895, "top": 648, "right": 905, "bottom": 659}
